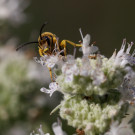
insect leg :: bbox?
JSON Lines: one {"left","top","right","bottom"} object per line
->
{"left": 60, "top": 40, "right": 67, "bottom": 56}
{"left": 60, "top": 40, "right": 82, "bottom": 56}
{"left": 48, "top": 67, "right": 54, "bottom": 82}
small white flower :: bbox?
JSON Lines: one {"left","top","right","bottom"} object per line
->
{"left": 66, "top": 55, "right": 75, "bottom": 64}
{"left": 79, "top": 29, "right": 99, "bottom": 57}
{"left": 34, "top": 57, "right": 46, "bottom": 66}
{"left": 40, "top": 82, "right": 59, "bottom": 97}
{"left": 89, "top": 45, "right": 99, "bottom": 54}
{"left": 52, "top": 118, "right": 67, "bottom": 135}
{"left": 85, "top": 123, "right": 94, "bottom": 131}
{"left": 91, "top": 69, "right": 106, "bottom": 86}
{"left": 42, "top": 55, "right": 59, "bottom": 68}
{"left": 37, "top": 50, "right": 64, "bottom": 68}
{"left": 79, "top": 28, "right": 92, "bottom": 56}
{"left": 110, "top": 49, "right": 117, "bottom": 60}
{"left": 111, "top": 39, "right": 135, "bottom": 67}
{"left": 82, "top": 34, "right": 91, "bottom": 56}
{"left": 108, "top": 109, "right": 117, "bottom": 117}
{"left": 105, "top": 120, "right": 134, "bottom": 135}
{"left": 80, "top": 57, "right": 91, "bottom": 76}
{"left": 45, "top": 55, "right": 59, "bottom": 68}
{"left": 31, "top": 119, "right": 66, "bottom": 135}
{"left": 119, "top": 66, "right": 135, "bottom": 103}
{"left": 129, "top": 50, "right": 135, "bottom": 65}
{"left": 116, "top": 39, "right": 126, "bottom": 58}
{"left": 30, "top": 125, "right": 50, "bottom": 135}
{"left": 62, "top": 56, "right": 79, "bottom": 82}
{"left": 82, "top": 34, "right": 91, "bottom": 47}
{"left": 126, "top": 42, "right": 133, "bottom": 54}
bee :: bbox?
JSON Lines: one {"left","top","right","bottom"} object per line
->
{"left": 16, "top": 22, "right": 82, "bottom": 81}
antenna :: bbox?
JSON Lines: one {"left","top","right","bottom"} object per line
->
{"left": 16, "top": 41, "right": 39, "bottom": 51}
{"left": 40, "top": 22, "right": 48, "bottom": 40}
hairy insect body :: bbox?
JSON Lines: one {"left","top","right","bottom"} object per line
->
{"left": 38, "top": 32, "right": 58, "bottom": 56}
{"left": 16, "top": 23, "right": 82, "bottom": 81}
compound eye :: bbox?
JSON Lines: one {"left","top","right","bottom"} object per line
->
{"left": 42, "top": 36, "right": 47, "bottom": 40}
{"left": 42, "top": 36, "right": 50, "bottom": 46}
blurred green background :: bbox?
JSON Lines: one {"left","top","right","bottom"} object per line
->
{"left": 0, "top": 0, "right": 135, "bottom": 134}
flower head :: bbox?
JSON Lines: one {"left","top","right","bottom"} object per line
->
{"left": 79, "top": 28, "right": 99, "bottom": 57}
{"left": 40, "top": 82, "right": 59, "bottom": 97}
{"left": 36, "top": 29, "right": 135, "bottom": 135}
{"left": 111, "top": 39, "right": 135, "bottom": 67}
{"left": 34, "top": 51, "right": 63, "bottom": 69}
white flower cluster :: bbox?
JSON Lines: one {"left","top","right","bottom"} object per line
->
{"left": 34, "top": 49, "right": 64, "bottom": 69}
{"left": 111, "top": 39, "right": 135, "bottom": 67}
{"left": 40, "top": 82, "right": 59, "bottom": 97}
{"left": 109, "top": 39, "right": 135, "bottom": 103}
{"left": 35, "top": 30, "right": 135, "bottom": 135}
{"left": 60, "top": 95, "right": 123, "bottom": 135}
{"left": 0, "top": 0, "right": 30, "bottom": 26}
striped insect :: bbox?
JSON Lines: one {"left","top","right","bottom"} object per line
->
{"left": 16, "top": 22, "right": 82, "bottom": 81}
